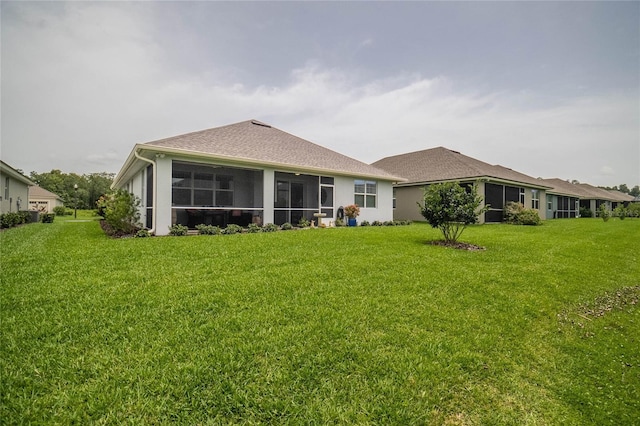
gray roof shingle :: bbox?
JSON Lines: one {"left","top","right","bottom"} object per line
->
{"left": 372, "top": 147, "right": 549, "bottom": 188}
{"left": 144, "top": 120, "right": 400, "bottom": 181}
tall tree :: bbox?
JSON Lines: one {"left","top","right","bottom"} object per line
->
{"left": 29, "top": 170, "right": 114, "bottom": 209}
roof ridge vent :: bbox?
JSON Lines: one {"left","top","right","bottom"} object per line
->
{"left": 251, "top": 120, "right": 272, "bottom": 128}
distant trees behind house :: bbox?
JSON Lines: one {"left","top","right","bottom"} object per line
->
{"left": 29, "top": 170, "right": 114, "bottom": 210}
{"left": 598, "top": 184, "right": 640, "bottom": 197}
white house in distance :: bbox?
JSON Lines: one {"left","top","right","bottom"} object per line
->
{"left": 0, "top": 160, "right": 34, "bottom": 214}
{"left": 28, "top": 186, "right": 65, "bottom": 213}
{"left": 112, "top": 120, "right": 403, "bottom": 235}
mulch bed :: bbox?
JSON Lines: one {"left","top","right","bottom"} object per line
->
{"left": 429, "top": 240, "right": 486, "bottom": 251}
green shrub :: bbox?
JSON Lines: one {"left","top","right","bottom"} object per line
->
{"left": 418, "top": 181, "right": 487, "bottom": 243}
{"left": 0, "top": 212, "right": 20, "bottom": 228}
{"left": 598, "top": 204, "right": 610, "bottom": 222}
{"left": 168, "top": 224, "right": 188, "bottom": 236}
{"left": 262, "top": 223, "right": 278, "bottom": 232}
{"left": 135, "top": 229, "right": 151, "bottom": 238}
{"left": 504, "top": 202, "right": 542, "bottom": 226}
{"left": 334, "top": 218, "right": 345, "bottom": 227}
{"left": 96, "top": 190, "right": 141, "bottom": 234}
{"left": 383, "top": 220, "right": 396, "bottom": 226}
{"left": 40, "top": 213, "right": 55, "bottom": 224}
{"left": 53, "top": 206, "right": 67, "bottom": 216}
{"left": 246, "top": 223, "right": 262, "bottom": 233}
{"left": 627, "top": 203, "right": 640, "bottom": 218}
{"left": 298, "top": 218, "right": 311, "bottom": 228}
{"left": 360, "top": 220, "right": 370, "bottom": 226}
{"left": 222, "top": 224, "right": 242, "bottom": 235}
{"left": 372, "top": 220, "right": 383, "bottom": 226}
{"left": 281, "top": 222, "right": 293, "bottom": 230}
{"left": 579, "top": 206, "right": 593, "bottom": 218}
{"left": 18, "top": 211, "right": 31, "bottom": 224}
{"left": 195, "top": 224, "right": 221, "bottom": 235}
{"left": 614, "top": 205, "right": 627, "bottom": 220}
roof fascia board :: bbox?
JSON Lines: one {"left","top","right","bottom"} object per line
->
{"left": 0, "top": 161, "right": 35, "bottom": 186}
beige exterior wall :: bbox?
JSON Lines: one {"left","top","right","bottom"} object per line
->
{"left": 393, "top": 181, "right": 547, "bottom": 224}
{"left": 0, "top": 171, "right": 30, "bottom": 213}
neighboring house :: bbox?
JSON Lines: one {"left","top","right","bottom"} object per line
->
{"left": 605, "top": 190, "right": 635, "bottom": 208}
{"left": 28, "top": 186, "right": 65, "bottom": 213}
{"left": 539, "top": 178, "right": 583, "bottom": 219}
{"left": 0, "top": 160, "right": 34, "bottom": 214}
{"left": 112, "top": 120, "right": 403, "bottom": 235}
{"left": 371, "top": 147, "right": 551, "bottom": 223}
{"left": 539, "top": 180, "right": 636, "bottom": 218}
{"left": 573, "top": 183, "right": 620, "bottom": 217}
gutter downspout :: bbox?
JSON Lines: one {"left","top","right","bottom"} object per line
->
{"left": 134, "top": 149, "right": 156, "bottom": 235}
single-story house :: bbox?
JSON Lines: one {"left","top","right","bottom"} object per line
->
{"left": 28, "top": 186, "right": 65, "bottom": 213}
{"left": 0, "top": 160, "right": 34, "bottom": 214}
{"left": 371, "top": 147, "right": 552, "bottom": 223}
{"left": 573, "top": 183, "right": 621, "bottom": 217}
{"left": 538, "top": 178, "right": 583, "bottom": 219}
{"left": 112, "top": 120, "right": 403, "bottom": 235}
{"left": 605, "top": 190, "right": 635, "bottom": 208}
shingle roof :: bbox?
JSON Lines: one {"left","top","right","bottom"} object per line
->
{"left": 0, "top": 160, "right": 34, "bottom": 186}
{"left": 372, "top": 147, "right": 549, "bottom": 188}
{"left": 575, "top": 183, "right": 620, "bottom": 201}
{"left": 539, "top": 178, "right": 585, "bottom": 198}
{"left": 143, "top": 120, "right": 400, "bottom": 181}
{"left": 29, "top": 186, "right": 63, "bottom": 200}
{"left": 605, "top": 189, "right": 635, "bottom": 202}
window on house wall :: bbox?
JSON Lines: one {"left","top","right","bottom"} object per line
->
{"left": 172, "top": 164, "right": 234, "bottom": 207}
{"left": 531, "top": 189, "right": 539, "bottom": 209}
{"left": 519, "top": 188, "right": 525, "bottom": 205}
{"left": 547, "top": 195, "right": 552, "bottom": 210}
{"left": 4, "top": 177, "right": 9, "bottom": 200}
{"left": 354, "top": 180, "right": 377, "bottom": 208}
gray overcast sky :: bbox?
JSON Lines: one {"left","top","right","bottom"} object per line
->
{"left": 1, "top": 1, "right": 639, "bottom": 187}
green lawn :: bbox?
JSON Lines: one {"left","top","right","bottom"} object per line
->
{"left": 1, "top": 216, "right": 638, "bottom": 425}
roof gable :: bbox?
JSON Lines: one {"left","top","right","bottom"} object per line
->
{"left": 29, "top": 185, "right": 63, "bottom": 200}
{"left": 372, "top": 147, "right": 548, "bottom": 188}
{"left": 143, "top": 120, "right": 400, "bottom": 181}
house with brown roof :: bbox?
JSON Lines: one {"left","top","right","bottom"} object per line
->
{"left": 112, "top": 120, "right": 403, "bottom": 235}
{"left": 538, "top": 178, "right": 583, "bottom": 219}
{"left": 0, "top": 160, "right": 34, "bottom": 214}
{"left": 573, "top": 183, "right": 621, "bottom": 217}
{"left": 371, "top": 147, "right": 551, "bottom": 223}
{"left": 28, "top": 186, "right": 65, "bottom": 213}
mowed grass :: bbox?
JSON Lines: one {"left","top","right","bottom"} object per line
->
{"left": 1, "top": 215, "right": 638, "bottom": 425}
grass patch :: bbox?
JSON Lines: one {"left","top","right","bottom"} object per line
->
{"left": 1, "top": 218, "right": 639, "bottom": 424}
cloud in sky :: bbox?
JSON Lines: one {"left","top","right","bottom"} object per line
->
{"left": 1, "top": 1, "right": 638, "bottom": 187}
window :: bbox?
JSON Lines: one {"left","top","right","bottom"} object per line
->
{"left": 531, "top": 189, "right": 539, "bottom": 209}
{"left": 354, "top": 180, "right": 377, "bottom": 208}
{"left": 172, "top": 166, "right": 233, "bottom": 207}
{"left": 547, "top": 195, "right": 552, "bottom": 210}
{"left": 519, "top": 188, "right": 525, "bottom": 205}
{"left": 4, "top": 177, "right": 9, "bottom": 200}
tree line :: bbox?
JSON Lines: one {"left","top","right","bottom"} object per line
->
{"left": 597, "top": 184, "right": 640, "bottom": 197}
{"left": 28, "top": 170, "right": 114, "bottom": 210}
